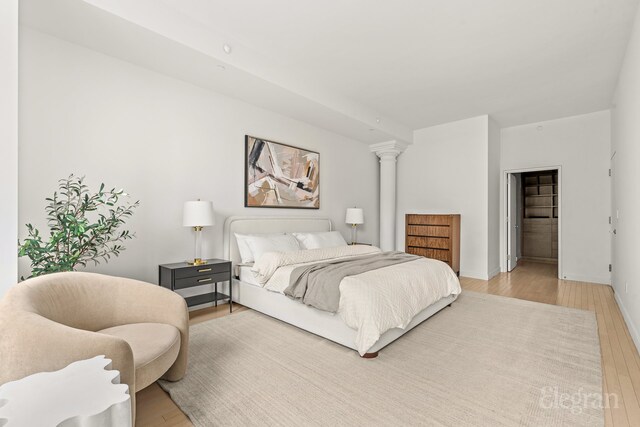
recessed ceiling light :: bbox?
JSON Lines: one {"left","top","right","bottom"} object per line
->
{"left": 375, "top": 118, "right": 381, "bottom": 123}
{"left": 223, "top": 44, "right": 232, "bottom": 54}
{"left": 537, "top": 125, "right": 543, "bottom": 131}
{"left": 369, "top": 128, "right": 375, "bottom": 131}
{"left": 217, "top": 64, "right": 226, "bottom": 71}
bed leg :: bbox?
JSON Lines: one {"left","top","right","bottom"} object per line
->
{"left": 447, "top": 303, "right": 452, "bottom": 308}
{"left": 362, "top": 352, "right": 378, "bottom": 359}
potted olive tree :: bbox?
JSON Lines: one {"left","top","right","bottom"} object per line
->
{"left": 18, "top": 175, "right": 139, "bottom": 279}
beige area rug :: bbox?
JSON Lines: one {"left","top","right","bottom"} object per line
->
{"left": 160, "top": 291, "right": 603, "bottom": 426}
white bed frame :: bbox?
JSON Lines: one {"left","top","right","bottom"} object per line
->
{"left": 223, "top": 216, "right": 457, "bottom": 356}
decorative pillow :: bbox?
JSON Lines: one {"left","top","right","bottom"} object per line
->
{"left": 245, "top": 234, "right": 301, "bottom": 263}
{"left": 234, "top": 233, "right": 285, "bottom": 264}
{"left": 292, "top": 231, "right": 348, "bottom": 249}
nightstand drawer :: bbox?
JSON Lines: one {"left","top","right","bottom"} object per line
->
{"left": 159, "top": 258, "right": 234, "bottom": 312}
{"left": 175, "top": 263, "right": 230, "bottom": 280}
{"left": 175, "top": 272, "right": 230, "bottom": 290}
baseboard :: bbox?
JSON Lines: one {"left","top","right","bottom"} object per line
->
{"left": 460, "top": 270, "right": 490, "bottom": 280}
{"left": 561, "top": 273, "right": 610, "bottom": 285}
{"left": 461, "top": 266, "right": 500, "bottom": 281}
{"left": 614, "top": 292, "right": 640, "bottom": 355}
{"left": 487, "top": 266, "right": 500, "bottom": 280}
{"left": 520, "top": 256, "right": 558, "bottom": 264}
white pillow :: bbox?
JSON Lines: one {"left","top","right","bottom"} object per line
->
{"left": 234, "top": 232, "right": 285, "bottom": 264}
{"left": 292, "top": 231, "right": 348, "bottom": 250}
{"left": 245, "top": 234, "right": 301, "bottom": 262}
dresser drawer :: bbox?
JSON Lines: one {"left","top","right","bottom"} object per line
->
{"left": 175, "top": 263, "right": 230, "bottom": 280}
{"left": 406, "top": 215, "right": 451, "bottom": 226}
{"left": 407, "top": 247, "right": 450, "bottom": 262}
{"left": 407, "top": 225, "right": 450, "bottom": 238}
{"left": 407, "top": 236, "right": 449, "bottom": 249}
{"left": 175, "top": 271, "right": 230, "bottom": 290}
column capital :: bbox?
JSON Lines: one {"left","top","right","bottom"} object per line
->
{"left": 369, "top": 140, "right": 410, "bottom": 159}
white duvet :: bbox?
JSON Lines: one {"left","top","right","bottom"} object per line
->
{"left": 251, "top": 246, "right": 462, "bottom": 355}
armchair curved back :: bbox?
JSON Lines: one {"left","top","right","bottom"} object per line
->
{"left": 3, "top": 272, "right": 148, "bottom": 332}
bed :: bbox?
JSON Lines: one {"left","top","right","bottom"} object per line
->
{"left": 223, "top": 216, "right": 461, "bottom": 357}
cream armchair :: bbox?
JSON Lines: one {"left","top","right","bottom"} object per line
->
{"left": 0, "top": 271, "right": 189, "bottom": 422}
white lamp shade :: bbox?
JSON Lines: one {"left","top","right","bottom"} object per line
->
{"left": 183, "top": 201, "right": 215, "bottom": 227}
{"left": 345, "top": 208, "right": 364, "bottom": 225}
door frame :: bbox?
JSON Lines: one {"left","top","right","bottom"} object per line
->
{"left": 502, "top": 165, "right": 562, "bottom": 279}
{"left": 610, "top": 151, "right": 616, "bottom": 292}
{"left": 506, "top": 173, "right": 518, "bottom": 272}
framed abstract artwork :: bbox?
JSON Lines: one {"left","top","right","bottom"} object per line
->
{"left": 245, "top": 135, "right": 320, "bottom": 209}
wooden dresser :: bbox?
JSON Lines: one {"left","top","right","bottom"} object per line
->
{"left": 405, "top": 214, "right": 460, "bottom": 275}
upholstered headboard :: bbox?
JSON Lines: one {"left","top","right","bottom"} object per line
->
{"left": 223, "top": 216, "right": 333, "bottom": 266}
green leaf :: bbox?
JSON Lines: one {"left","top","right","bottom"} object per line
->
{"left": 17, "top": 175, "right": 139, "bottom": 277}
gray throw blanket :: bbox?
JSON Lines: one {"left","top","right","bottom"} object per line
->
{"left": 284, "top": 251, "right": 420, "bottom": 313}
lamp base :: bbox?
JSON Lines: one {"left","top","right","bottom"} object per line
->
{"left": 187, "top": 258, "right": 207, "bottom": 266}
{"left": 350, "top": 223, "right": 358, "bottom": 245}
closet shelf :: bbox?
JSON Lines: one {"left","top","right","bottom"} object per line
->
{"left": 522, "top": 170, "right": 559, "bottom": 261}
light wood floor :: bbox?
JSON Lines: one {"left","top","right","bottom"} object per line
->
{"left": 136, "top": 261, "right": 640, "bottom": 426}
{"left": 136, "top": 303, "right": 248, "bottom": 427}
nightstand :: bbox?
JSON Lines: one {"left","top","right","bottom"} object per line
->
{"left": 159, "top": 259, "right": 233, "bottom": 312}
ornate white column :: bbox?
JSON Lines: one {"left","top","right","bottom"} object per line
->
{"left": 370, "top": 140, "right": 409, "bottom": 251}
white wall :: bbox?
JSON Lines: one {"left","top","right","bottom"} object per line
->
{"left": 611, "top": 4, "right": 640, "bottom": 351}
{"left": 500, "top": 110, "right": 611, "bottom": 284}
{"left": 0, "top": 0, "right": 19, "bottom": 297}
{"left": 397, "top": 115, "right": 493, "bottom": 279}
{"left": 487, "top": 117, "right": 501, "bottom": 277}
{"left": 18, "top": 29, "right": 379, "bottom": 284}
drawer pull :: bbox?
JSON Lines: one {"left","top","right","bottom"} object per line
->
{"left": 198, "top": 278, "right": 212, "bottom": 283}
{"left": 198, "top": 268, "right": 212, "bottom": 273}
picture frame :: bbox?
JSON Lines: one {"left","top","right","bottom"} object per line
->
{"left": 244, "top": 135, "right": 320, "bottom": 209}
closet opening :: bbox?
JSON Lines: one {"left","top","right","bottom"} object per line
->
{"left": 506, "top": 168, "right": 560, "bottom": 278}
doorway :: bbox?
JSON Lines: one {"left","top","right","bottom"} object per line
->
{"left": 506, "top": 167, "right": 561, "bottom": 278}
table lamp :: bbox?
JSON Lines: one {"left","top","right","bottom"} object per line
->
{"left": 345, "top": 207, "right": 364, "bottom": 245}
{"left": 183, "top": 200, "right": 215, "bottom": 265}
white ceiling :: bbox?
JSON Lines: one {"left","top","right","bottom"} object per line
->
{"left": 21, "top": 0, "right": 639, "bottom": 142}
